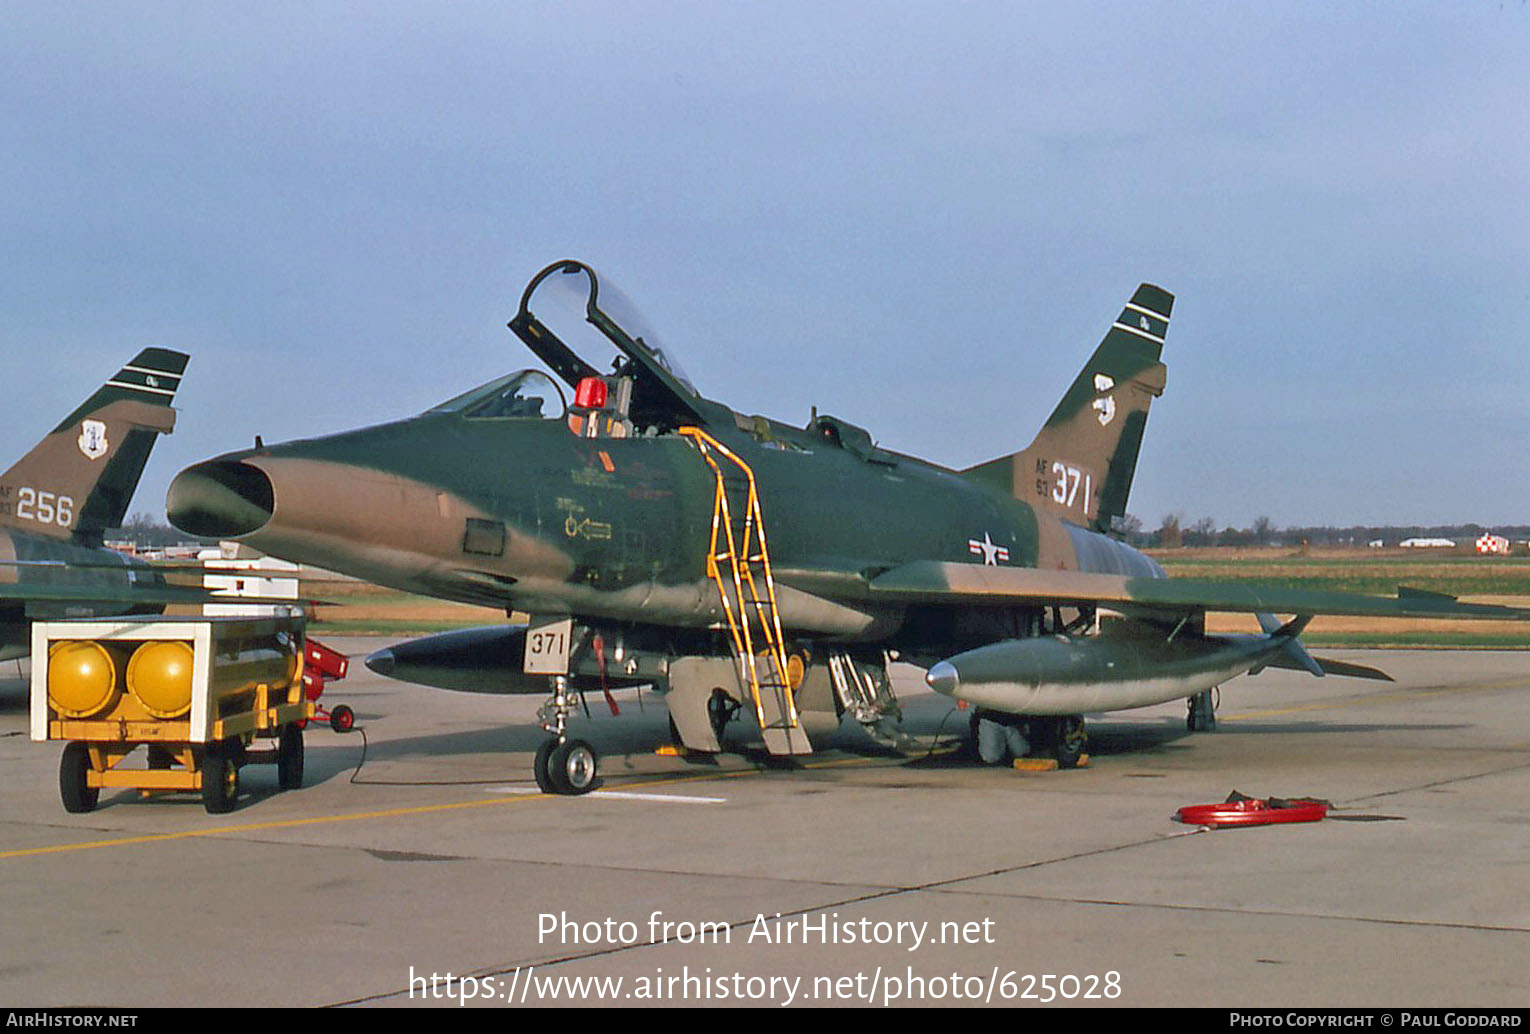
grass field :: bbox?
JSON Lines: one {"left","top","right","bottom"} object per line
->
{"left": 297, "top": 547, "right": 1530, "bottom": 648}
{"left": 1150, "top": 546, "right": 1530, "bottom": 596}
{"left": 303, "top": 582, "right": 505, "bottom": 635}
{"left": 1151, "top": 546, "right": 1530, "bottom": 648}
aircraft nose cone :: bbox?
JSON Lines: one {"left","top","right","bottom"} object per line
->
{"left": 926, "top": 660, "right": 960, "bottom": 697}
{"left": 166, "top": 460, "right": 275, "bottom": 538}
{"left": 364, "top": 647, "right": 396, "bottom": 677}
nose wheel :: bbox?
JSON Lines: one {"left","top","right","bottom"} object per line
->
{"left": 533, "top": 674, "right": 600, "bottom": 795}
{"left": 534, "top": 737, "right": 600, "bottom": 795}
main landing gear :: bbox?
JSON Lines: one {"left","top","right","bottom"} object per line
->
{"left": 1043, "top": 715, "right": 1088, "bottom": 769}
{"left": 534, "top": 674, "right": 600, "bottom": 795}
{"left": 1187, "top": 689, "right": 1217, "bottom": 732}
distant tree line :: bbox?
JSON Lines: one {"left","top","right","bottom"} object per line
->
{"left": 1118, "top": 515, "right": 1530, "bottom": 550}
{"left": 110, "top": 513, "right": 208, "bottom": 548}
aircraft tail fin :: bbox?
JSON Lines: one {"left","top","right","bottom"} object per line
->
{"left": 962, "top": 284, "right": 1171, "bottom": 532}
{"left": 0, "top": 348, "right": 189, "bottom": 544}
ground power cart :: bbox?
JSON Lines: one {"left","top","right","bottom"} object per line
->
{"left": 30, "top": 614, "right": 318, "bottom": 814}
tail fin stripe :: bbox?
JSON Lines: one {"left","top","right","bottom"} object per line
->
{"left": 1111, "top": 321, "right": 1166, "bottom": 345}
{"left": 105, "top": 379, "right": 178, "bottom": 397}
{"left": 121, "top": 363, "right": 184, "bottom": 380}
{"left": 1123, "top": 301, "right": 1171, "bottom": 323}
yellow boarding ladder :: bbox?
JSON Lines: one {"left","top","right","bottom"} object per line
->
{"left": 678, "top": 426, "right": 809, "bottom": 756}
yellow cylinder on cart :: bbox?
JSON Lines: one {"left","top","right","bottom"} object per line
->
{"left": 46, "top": 641, "right": 123, "bottom": 718}
{"left": 127, "top": 640, "right": 195, "bottom": 719}
{"left": 206, "top": 638, "right": 299, "bottom": 695}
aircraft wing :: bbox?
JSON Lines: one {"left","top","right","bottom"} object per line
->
{"left": 852, "top": 560, "right": 1530, "bottom": 622}
{"left": 0, "top": 559, "right": 210, "bottom": 573}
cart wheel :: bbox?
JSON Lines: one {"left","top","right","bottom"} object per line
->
{"left": 277, "top": 723, "right": 304, "bottom": 790}
{"left": 549, "top": 739, "right": 599, "bottom": 795}
{"left": 201, "top": 744, "right": 240, "bottom": 814}
{"left": 60, "top": 742, "right": 98, "bottom": 814}
{"left": 147, "top": 745, "right": 175, "bottom": 770}
{"left": 329, "top": 705, "right": 355, "bottom": 733}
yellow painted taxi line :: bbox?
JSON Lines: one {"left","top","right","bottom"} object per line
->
{"left": 0, "top": 755, "right": 892, "bottom": 861}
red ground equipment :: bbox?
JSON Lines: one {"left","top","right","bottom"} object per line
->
{"left": 303, "top": 638, "right": 354, "bottom": 732}
{"left": 1175, "top": 791, "right": 1330, "bottom": 828}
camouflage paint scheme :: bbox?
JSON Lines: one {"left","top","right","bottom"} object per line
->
{"left": 166, "top": 261, "right": 1527, "bottom": 776}
{"left": 168, "top": 269, "right": 1171, "bottom": 640}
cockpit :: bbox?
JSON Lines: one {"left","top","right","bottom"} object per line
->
{"left": 428, "top": 369, "right": 567, "bottom": 421}
{"left": 427, "top": 262, "right": 710, "bottom": 440}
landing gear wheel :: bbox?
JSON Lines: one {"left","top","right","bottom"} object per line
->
{"left": 60, "top": 742, "right": 98, "bottom": 814}
{"left": 277, "top": 723, "right": 304, "bottom": 790}
{"left": 1187, "top": 690, "right": 1217, "bottom": 732}
{"left": 329, "top": 705, "right": 355, "bottom": 733}
{"left": 1049, "top": 716, "right": 1087, "bottom": 769}
{"left": 201, "top": 743, "right": 240, "bottom": 814}
{"left": 548, "top": 739, "right": 599, "bottom": 795}
{"left": 533, "top": 738, "right": 558, "bottom": 794}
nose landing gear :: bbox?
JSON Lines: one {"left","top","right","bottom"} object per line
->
{"left": 534, "top": 674, "right": 601, "bottom": 795}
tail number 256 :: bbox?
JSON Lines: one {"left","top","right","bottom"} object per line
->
{"left": 15, "top": 488, "right": 75, "bottom": 528}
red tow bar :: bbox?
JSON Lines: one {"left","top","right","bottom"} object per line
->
{"left": 1175, "top": 792, "right": 1330, "bottom": 828}
{"left": 301, "top": 637, "right": 355, "bottom": 733}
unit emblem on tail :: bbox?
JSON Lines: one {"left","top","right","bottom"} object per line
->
{"left": 77, "top": 420, "right": 109, "bottom": 461}
{"left": 1091, "top": 374, "right": 1116, "bottom": 426}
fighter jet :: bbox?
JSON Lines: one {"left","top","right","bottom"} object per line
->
{"left": 0, "top": 348, "right": 212, "bottom": 661}
{"left": 166, "top": 260, "right": 1528, "bottom": 793}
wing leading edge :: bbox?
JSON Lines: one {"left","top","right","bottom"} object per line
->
{"left": 0, "top": 581, "right": 299, "bottom": 608}
{"left": 863, "top": 560, "right": 1530, "bottom": 622}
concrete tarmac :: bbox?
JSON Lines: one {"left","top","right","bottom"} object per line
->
{"left": 2, "top": 641, "right": 1528, "bottom": 1008}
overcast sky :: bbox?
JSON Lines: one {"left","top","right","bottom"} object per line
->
{"left": 3, "top": 2, "right": 1527, "bottom": 531}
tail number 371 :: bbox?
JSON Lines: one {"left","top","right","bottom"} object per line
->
{"left": 1051, "top": 463, "right": 1092, "bottom": 517}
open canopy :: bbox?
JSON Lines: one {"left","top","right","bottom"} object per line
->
{"left": 508, "top": 259, "right": 706, "bottom": 429}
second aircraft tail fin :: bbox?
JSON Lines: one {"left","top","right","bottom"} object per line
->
{"left": 0, "top": 348, "right": 189, "bottom": 544}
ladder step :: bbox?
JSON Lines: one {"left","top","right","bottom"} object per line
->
{"left": 761, "top": 725, "right": 814, "bottom": 757}
{"left": 684, "top": 425, "right": 805, "bottom": 756}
